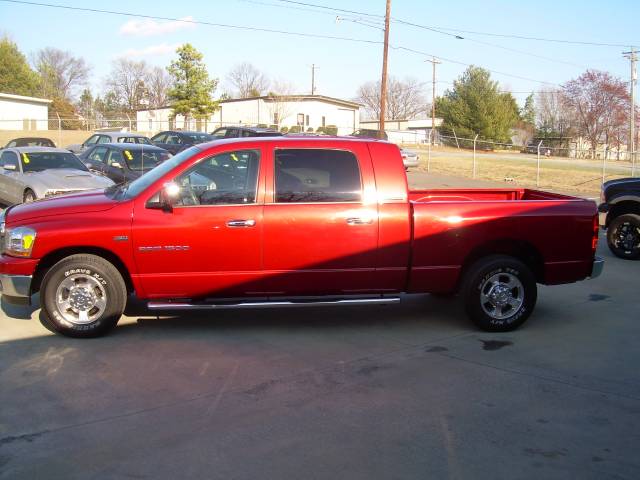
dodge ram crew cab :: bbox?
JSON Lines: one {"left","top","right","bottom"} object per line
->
{"left": 0, "top": 137, "right": 603, "bottom": 337}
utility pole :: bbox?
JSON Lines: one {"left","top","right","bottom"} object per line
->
{"left": 379, "top": 0, "right": 391, "bottom": 139}
{"left": 311, "top": 64, "right": 317, "bottom": 95}
{"left": 425, "top": 57, "right": 441, "bottom": 145}
{"left": 623, "top": 48, "right": 637, "bottom": 169}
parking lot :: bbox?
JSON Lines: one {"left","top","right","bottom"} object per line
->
{"left": 0, "top": 172, "right": 638, "bottom": 480}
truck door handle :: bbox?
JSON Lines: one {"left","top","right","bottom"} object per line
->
{"left": 346, "top": 217, "right": 373, "bottom": 225}
{"left": 226, "top": 219, "right": 256, "bottom": 227}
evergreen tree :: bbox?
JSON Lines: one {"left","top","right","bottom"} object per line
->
{"left": 436, "top": 66, "right": 519, "bottom": 143}
{"left": 167, "top": 44, "right": 218, "bottom": 122}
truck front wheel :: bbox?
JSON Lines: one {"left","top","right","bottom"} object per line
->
{"left": 462, "top": 255, "right": 537, "bottom": 332}
{"left": 40, "top": 254, "right": 127, "bottom": 337}
{"left": 606, "top": 214, "right": 640, "bottom": 260}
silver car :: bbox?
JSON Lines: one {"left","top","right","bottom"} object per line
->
{"left": 0, "top": 147, "right": 114, "bottom": 205}
{"left": 400, "top": 148, "right": 420, "bottom": 170}
{"left": 67, "top": 131, "right": 153, "bottom": 154}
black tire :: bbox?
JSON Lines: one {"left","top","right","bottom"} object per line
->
{"left": 40, "top": 254, "right": 127, "bottom": 338}
{"left": 23, "top": 189, "right": 36, "bottom": 203}
{"left": 606, "top": 214, "right": 640, "bottom": 260}
{"left": 462, "top": 255, "right": 537, "bottom": 332}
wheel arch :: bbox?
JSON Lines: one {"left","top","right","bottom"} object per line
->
{"left": 458, "top": 239, "right": 544, "bottom": 288}
{"left": 32, "top": 246, "right": 134, "bottom": 295}
{"left": 606, "top": 198, "right": 640, "bottom": 227}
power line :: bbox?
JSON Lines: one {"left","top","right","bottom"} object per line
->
{"left": 267, "top": 1, "right": 597, "bottom": 69}
{"left": 0, "top": 0, "right": 564, "bottom": 87}
{"left": 0, "top": 0, "right": 381, "bottom": 45}
{"left": 273, "top": 0, "right": 638, "bottom": 48}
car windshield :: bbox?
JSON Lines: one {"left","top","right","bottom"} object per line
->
{"left": 20, "top": 152, "right": 88, "bottom": 173}
{"left": 122, "top": 149, "right": 170, "bottom": 171}
{"left": 184, "top": 133, "right": 214, "bottom": 143}
{"left": 122, "top": 146, "right": 200, "bottom": 199}
{"left": 117, "top": 136, "right": 152, "bottom": 145}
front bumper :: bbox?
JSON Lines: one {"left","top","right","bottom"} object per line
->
{"left": 590, "top": 256, "right": 604, "bottom": 279}
{"left": 0, "top": 273, "right": 32, "bottom": 305}
{"left": 0, "top": 254, "right": 38, "bottom": 306}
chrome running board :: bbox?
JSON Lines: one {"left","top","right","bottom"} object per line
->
{"left": 148, "top": 296, "right": 400, "bottom": 311}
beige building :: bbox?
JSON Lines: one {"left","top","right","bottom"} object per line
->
{"left": 137, "top": 95, "right": 360, "bottom": 135}
{"left": 0, "top": 93, "right": 51, "bottom": 130}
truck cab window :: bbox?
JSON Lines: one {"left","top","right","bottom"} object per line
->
{"left": 174, "top": 149, "right": 260, "bottom": 206}
{"left": 274, "top": 149, "right": 361, "bottom": 203}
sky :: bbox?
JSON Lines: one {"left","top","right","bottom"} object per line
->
{"left": 1, "top": 0, "right": 640, "bottom": 108}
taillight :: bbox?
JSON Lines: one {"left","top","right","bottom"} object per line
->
{"left": 591, "top": 215, "right": 599, "bottom": 253}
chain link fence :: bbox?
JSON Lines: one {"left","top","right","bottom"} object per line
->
{"left": 402, "top": 132, "right": 637, "bottom": 195}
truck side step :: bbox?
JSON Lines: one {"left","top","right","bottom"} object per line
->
{"left": 147, "top": 295, "right": 401, "bottom": 311}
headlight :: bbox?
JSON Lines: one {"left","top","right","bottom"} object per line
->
{"left": 4, "top": 226, "right": 36, "bottom": 258}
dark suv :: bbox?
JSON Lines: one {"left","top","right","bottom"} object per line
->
{"left": 150, "top": 131, "right": 215, "bottom": 155}
{"left": 598, "top": 177, "right": 640, "bottom": 259}
{"left": 210, "top": 126, "right": 282, "bottom": 139}
{"left": 349, "top": 129, "right": 388, "bottom": 140}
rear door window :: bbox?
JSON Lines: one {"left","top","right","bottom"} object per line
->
{"left": 274, "top": 149, "right": 362, "bottom": 203}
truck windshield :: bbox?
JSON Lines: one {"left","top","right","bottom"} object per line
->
{"left": 20, "top": 152, "right": 88, "bottom": 173}
{"left": 122, "top": 146, "right": 201, "bottom": 199}
{"left": 122, "top": 149, "right": 170, "bottom": 171}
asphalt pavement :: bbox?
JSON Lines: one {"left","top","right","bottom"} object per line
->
{"left": 0, "top": 172, "right": 638, "bottom": 480}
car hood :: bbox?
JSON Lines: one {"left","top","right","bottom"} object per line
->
{"left": 24, "top": 169, "right": 114, "bottom": 189}
{"left": 6, "top": 189, "right": 120, "bottom": 225}
{"left": 603, "top": 177, "right": 640, "bottom": 189}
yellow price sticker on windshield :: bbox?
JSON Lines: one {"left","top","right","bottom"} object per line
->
{"left": 22, "top": 153, "right": 30, "bottom": 164}
{"left": 124, "top": 150, "right": 133, "bottom": 161}
{"left": 230, "top": 153, "right": 238, "bottom": 162}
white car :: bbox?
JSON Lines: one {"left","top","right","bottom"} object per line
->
{"left": 0, "top": 147, "right": 114, "bottom": 205}
{"left": 400, "top": 148, "right": 420, "bottom": 170}
{"left": 67, "top": 132, "right": 153, "bottom": 154}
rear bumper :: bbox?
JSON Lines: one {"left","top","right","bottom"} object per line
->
{"left": 590, "top": 256, "right": 604, "bottom": 279}
{"left": 598, "top": 203, "right": 608, "bottom": 227}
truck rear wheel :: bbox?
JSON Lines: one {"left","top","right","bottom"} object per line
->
{"left": 462, "top": 255, "right": 537, "bottom": 332}
{"left": 606, "top": 214, "right": 640, "bottom": 260}
{"left": 40, "top": 254, "right": 127, "bottom": 338}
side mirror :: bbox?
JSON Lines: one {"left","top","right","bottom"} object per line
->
{"left": 3, "top": 164, "right": 16, "bottom": 171}
{"left": 111, "top": 162, "right": 123, "bottom": 169}
{"left": 147, "top": 182, "right": 180, "bottom": 212}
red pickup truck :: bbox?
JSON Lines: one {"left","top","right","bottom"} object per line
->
{"left": 0, "top": 138, "right": 603, "bottom": 337}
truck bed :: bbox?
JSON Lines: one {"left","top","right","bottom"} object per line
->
{"left": 408, "top": 188, "right": 578, "bottom": 203}
{"left": 406, "top": 188, "right": 597, "bottom": 294}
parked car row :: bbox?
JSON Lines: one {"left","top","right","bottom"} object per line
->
{"left": 0, "top": 147, "right": 113, "bottom": 205}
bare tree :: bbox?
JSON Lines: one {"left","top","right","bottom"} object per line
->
{"left": 33, "top": 47, "right": 90, "bottom": 100}
{"left": 355, "top": 76, "right": 427, "bottom": 120}
{"left": 105, "top": 59, "right": 149, "bottom": 112}
{"left": 536, "top": 89, "right": 573, "bottom": 137}
{"left": 561, "top": 70, "right": 629, "bottom": 153}
{"left": 227, "top": 62, "right": 269, "bottom": 98}
{"left": 266, "top": 79, "right": 296, "bottom": 127}
{"left": 147, "top": 66, "right": 172, "bottom": 108}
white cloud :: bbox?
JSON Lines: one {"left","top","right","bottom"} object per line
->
{"left": 119, "top": 16, "right": 195, "bottom": 37}
{"left": 117, "top": 43, "right": 180, "bottom": 58}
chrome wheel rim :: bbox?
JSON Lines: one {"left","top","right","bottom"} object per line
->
{"left": 614, "top": 222, "right": 640, "bottom": 253}
{"left": 480, "top": 272, "right": 524, "bottom": 319}
{"left": 55, "top": 274, "right": 107, "bottom": 325}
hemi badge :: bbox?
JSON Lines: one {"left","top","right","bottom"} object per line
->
{"left": 113, "top": 235, "right": 129, "bottom": 242}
